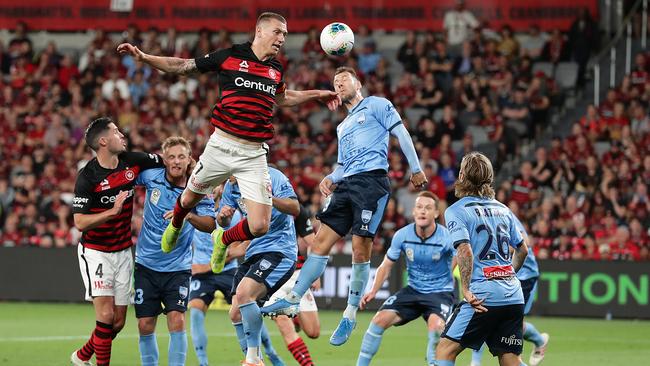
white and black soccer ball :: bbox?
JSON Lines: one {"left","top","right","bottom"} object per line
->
{"left": 320, "top": 22, "right": 355, "bottom": 56}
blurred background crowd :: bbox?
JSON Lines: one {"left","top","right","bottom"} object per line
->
{"left": 0, "top": 5, "right": 648, "bottom": 261}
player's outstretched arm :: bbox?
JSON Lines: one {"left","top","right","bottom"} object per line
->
{"left": 360, "top": 256, "right": 395, "bottom": 310}
{"left": 390, "top": 123, "right": 427, "bottom": 188}
{"left": 116, "top": 43, "right": 198, "bottom": 75}
{"left": 457, "top": 242, "right": 487, "bottom": 313}
{"left": 276, "top": 89, "right": 341, "bottom": 111}
{"left": 511, "top": 241, "right": 529, "bottom": 272}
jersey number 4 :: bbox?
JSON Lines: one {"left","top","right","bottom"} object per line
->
{"left": 476, "top": 224, "right": 510, "bottom": 261}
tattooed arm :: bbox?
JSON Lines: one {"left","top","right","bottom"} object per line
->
{"left": 457, "top": 242, "right": 487, "bottom": 313}
{"left": 117, "top": 43, "right": 198, "bottom": 75}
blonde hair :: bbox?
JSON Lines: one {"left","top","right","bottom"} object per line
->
{"left": 454, "top": 152, "right": 495, "bottom": 199}
{"left": 162, "top": 136, "right": 191, "bottom": 155}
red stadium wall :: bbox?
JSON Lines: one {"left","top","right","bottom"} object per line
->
{"left": 0, "top": 0, "right": 597, "bottom": 32}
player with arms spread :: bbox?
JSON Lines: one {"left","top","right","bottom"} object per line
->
{"left": 70, "top": 117, "right": 164, "bottom": 366}
{"left": 262, "top": 67, "right": 427, "bottom": 346}
{"left": 356, "top": 191, "right": 455, "bottom": 366}
{"left": 436, "top": 152, "right": 529, "bottom": 366}
{"left": 117, "top": 12, "right": 340, "bottom": 274}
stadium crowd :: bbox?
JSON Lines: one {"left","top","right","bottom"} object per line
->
{"left": 0, "top": 18, "right": 648, "bottom": 261}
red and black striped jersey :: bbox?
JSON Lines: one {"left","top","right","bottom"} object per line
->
{"left": 195, "top": 42, "right": 286, "bottom": 142}
{"left": 72, "top": 152, "right": 163, "bottom": 252}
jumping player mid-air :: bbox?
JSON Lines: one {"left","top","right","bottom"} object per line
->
{"left": 117, "top": 12, "right": 341, "bottom": 275}
{"left": 262, "top": 67, "right": 427, "bottom": 347}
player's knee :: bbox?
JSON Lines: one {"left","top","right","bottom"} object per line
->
{"left": 248, "top": 220, "right": 269, "bottom": 237}
{"left": 167, "top": 311, "right": 186, "bottom": 332}
{"left": 235, "top": 291, "right": 254, "bottom": 306}
{"left": 229, "top": 306, "right": 241, "bottom": 322}
{"left": 351, "top": 247, "right": 371, "bottom": 263}
{"left": 435, "top": 338, "right": 459, "bottom": 359}
{"left": 304, "top": 325, "right": 320, "bottom": 339}
{"left": 97, "top": 309, "right": 114, "bottom": 324}
{"left": 371, "top": 313, "right": 393, "bottom": 329}
{"left": 138, "top": 318, "right": 156, "bottom": 335}
{"left": 112, "top": 318, "right": 126, "bottom": 334}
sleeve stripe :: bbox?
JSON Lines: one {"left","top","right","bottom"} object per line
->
{"left": 453, "top": 240, "right": 470, "bottom": 249}
{"left": 388, "top": 121, "right": 402, "bottom": 131}
{"left": 386, "top": 254, "right": 399, "bottom": 262}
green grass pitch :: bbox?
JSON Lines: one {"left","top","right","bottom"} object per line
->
{"left": 1, "top": 302, "right": 649, "bottom": 365}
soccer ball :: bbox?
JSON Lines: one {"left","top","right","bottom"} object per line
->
{"left": 320, "top": 22, "right": 354, "bottom": 56}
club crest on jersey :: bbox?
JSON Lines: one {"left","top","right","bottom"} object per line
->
{"left": 239, "top": 60, "right": 249, "bottom": 72}
{"left": 432, "top": 252, "right": 441, "bottom": 261}
{"left": 150, "top": 188, "right": 161, "bottom": 205}
{"left": 124, "top": 169, "right": 135, "bottom": 181}
{"left": 268, "top": 68, "right": 277, "bottom": 79}
{"left": 259, "top": 259, "right": 272, "bottom": 271}
{"left": 360, "top": 210, "right": 372, "bottom": 231}
{"left": 179, "top": 286, "right": 188, "bottom": 299}
{"left": 406, "top": 248, "right": 414, "bottom": 262}
{"left": 100, "top": 179, "right": 110, "bottom": 191}
{"left": 357, "top": 113, "right": 366, "bottom": 124}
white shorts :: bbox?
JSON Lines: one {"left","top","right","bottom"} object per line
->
{"left": 265, "top": 270, "right": 318, "bottom": 312}
{"left": 188, "top": 130, "right": 272, "bottom": 206}
{"left": 77, "top": 244, "right": 134, "bottom": 306}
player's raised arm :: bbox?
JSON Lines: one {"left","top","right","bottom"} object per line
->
{"left": 390, "top": 121, "right": 427, "bottom": 188}
{"left": 360, "top": 256, "right": 395, "bottom": 310}
{"left": 276, "top": 89, "right": 341, "bottom": 111}
{"left": 117, "top": 43, "right": 198, "bottom": 75}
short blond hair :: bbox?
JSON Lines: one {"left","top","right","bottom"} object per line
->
{"left": 256, "top": 12, "right": 287, "bottom": 26}
{"left": 454, "top": 152, "right": 495, "bottom": 199}
{"left": 162, "top": 136, "right": 191, "bottom": 155}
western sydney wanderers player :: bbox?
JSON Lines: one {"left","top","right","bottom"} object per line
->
{"left": 71, "top": 117, "right": 164, "bottom": 366}
{"left": 117, "top": 12, "right": 341, "bottom": 274}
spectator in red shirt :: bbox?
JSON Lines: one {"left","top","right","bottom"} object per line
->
{"left": 608, "top": 226, "right": 641, "bottom": 261}
{"left": 510, "top": 161, "right": 537, "bottom": 207}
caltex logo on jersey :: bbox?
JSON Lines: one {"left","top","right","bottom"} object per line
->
{"left": 124, "top": 169, "right": 135, "bottom": 181}
{"left": 239, "top": 60, "right": 249, "bottom": 72}
{"left": 268, "top": 68, "right": 277, "bottom": 79}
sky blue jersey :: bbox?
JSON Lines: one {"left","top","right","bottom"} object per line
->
{"left": 221, "top": 167, "right": 297, "bottom": 261}
{"left": 135, "top": 168, "right": 214, "bottom": 272}
{"left": 191, "top": 207, "right": 240, "bottom": 272}
{"left": 513, "top": 216, "right": 539, "bottom": 280}
{"left": 444, "top": 196, "right": 524, "bottom": 306}
{"left": 386, "top": 223, "right": 455, "bottom": 293}
{"left": 337, "top": 96, "right": 403, "bottom": 177}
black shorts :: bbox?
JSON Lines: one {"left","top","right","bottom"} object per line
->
{"left": 442, "top": 302, "right": 525, "bottom": 356}
{"left": 231, "top": 252, "right": 295, "bottom": 305}
{"left": 189, "top": 268, "right": 237, "bottom": 305}
{"left": 379, "top": 286, "right": 455, "bottom": 326}
{"left": 134, "top": 263, "right": 191, "bottom": 318}
{"left": 316, "top": 170, "right": 390, "bottom": 238}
